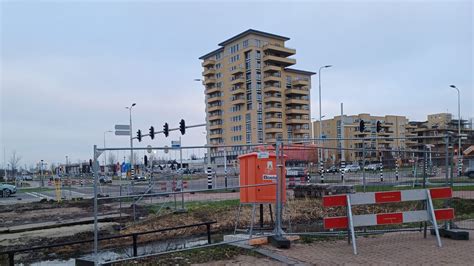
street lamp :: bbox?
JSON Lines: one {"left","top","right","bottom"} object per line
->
{"left": 126, "top": 103, "right": 136, "bottom": 171}
{"left": 103, "top": 130, "right": 113, "bottom": 173}
{"left": 449, "top": 85, "right": 462, "bottom": 173}
{"left": 318, "top": 65, "right": 332, "bottom": 161}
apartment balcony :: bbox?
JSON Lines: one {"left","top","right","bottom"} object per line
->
{"left": 264, "top": 96, "right": 282, "bottom": 103}
{"left": 207, "top": 95, "right": 222, "bottom": 103}
{"left": 202, "top": 68, "right": 216, "bottom": 77}
{"left": 209, "top": 123, "right": 223, "bottom": 130}
{"left": 286, "top": 87, "right": 309, "bottom": 95}
{"left": 263, "top": 85, "right": 281, "bottom": 93}
{"left": 230, "top": 77, "right": 245, "bottom": 85}
{"left": 263, "top": 65, "right": 281, "bottom": 73}
{"left": 263, "top": 54, "right": 296, "bottom": 67}
{"left": 210, "top": 133, "right": 223, "bottom": 139}
{"left": 263, "top": 44, "right": 296, "bottom": 57}
{"left": 265, "top": 116, "right": 282, "bottom": 123}
{"left": 263, "top": 75, "right": 281, "bottom": 83}
{"left": 202, "top": 59, "right": 216, "bottom": 67}
{"left": 265, "top": 106, "right": 283, "bottom": 113}
{"left": 206, "top": 86, "right": 219, "bottom": 94}
{"left": 292, "top": 79, "right": 309, "bottom": 87}
{"left": 265, "top": 127, "right": 283, "bottom": 133}
{"left": 286, "top": 118, "right": 308, "bottom": 124}
{"left": 208, "top": 113, "right": 223, "bottom": 121}
{"left": 230, "top": 67, "right": 244, "bottom": 75}
{"left": 203, "top": 78, "right": 216, "bottom": 85}
{"left": 286, "top": 98, "right": 309, "bottom": 105}
{"left": 231, "top": 98, "right": 245, "bottom": 105}
{"left": 286, "top": 108, "right": 309, "bottom": 115}
{"left": 231, "top": 87, "right": 245, "bottom": 95}
{"left": 207, "top": 105, "right": 222, "bottom": 112}
{"left": 293, "top": 128, "right": 310, "bottom": 134}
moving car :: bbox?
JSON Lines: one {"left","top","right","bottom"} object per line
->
{"left": 364, "top": 164, "right": 380, "bottom": 171}
{"left": 0, "top": 183, "right": 17, "bottom": 197}
{"left": 325, "top": 166, "right": 339, "bottom": 173}
{"left": 99, "top": 175, "right": 112, "bottom": 184}
{"left": 465, "top": 167, "right": 474, "bottom": 178}
{"left": 343, "top": 165, "right": 361, "bottom": 173}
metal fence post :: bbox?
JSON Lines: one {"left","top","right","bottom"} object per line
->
{"left": 132, "top": 234, "right": 138, "bottom": 257}
{"left": 92, "top": 145, "right": 99, "bottom": 266}
{"left": 8, "top": 252, "right": 14, "bottom": 266}
{"left": 206, "top": 224, "right": 212, "bottom": 244}
{"left": 274, "top": 141, "right": 283, "bottom": 237}
{"left": 362, "top": 139, "right": 366, "bottom": 192}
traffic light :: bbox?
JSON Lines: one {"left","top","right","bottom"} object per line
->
{"left": 179, "top": 119, "right": 186, "bottom": 135}
{"left": 376, "top": 121, "right": 382, "bottom": 133}
{"left": 149, "top": 126, "right": 155, "bottom": 140}
{"left": 359, "top": 120, "right": 365, "bottom": 133}
{"left": 137, "top": 130, "right": 142, "bottom": 142}
{"left": 163, "top": 123, "right": 169, "bottom": 137}
{"left": 144, "top": 155, "right": 148, "bottom": 166}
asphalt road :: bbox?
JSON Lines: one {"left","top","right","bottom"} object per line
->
{"left": 1, "top": 171, "right": 471, "bottom": 205}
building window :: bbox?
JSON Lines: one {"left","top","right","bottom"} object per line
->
{"left": 243, "top": 39, "right": 249, "bottom": 48}
{"left": 255, "top": 39, "right": 261, "bottom": 48}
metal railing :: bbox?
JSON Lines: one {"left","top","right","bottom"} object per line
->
{"left": 0, "top": 221, "right": 216, "bottom": 266}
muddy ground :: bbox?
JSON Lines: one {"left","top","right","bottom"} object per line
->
{"left": 1, "top": 196, "right": 473, "bottom": 264}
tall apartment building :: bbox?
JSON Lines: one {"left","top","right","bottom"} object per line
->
{"left": 200, "top": 29, "right": 315, "bottom": 164}
{"left": 313, "top": 114, "right": 409, "bottom": 164}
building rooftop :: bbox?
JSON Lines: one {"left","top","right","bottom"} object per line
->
{"left": 218, "top": 29, "right": 290, "bottom": 46}
{"left": 199, "top": 29, "right": 290, "bottom": 59}
{"left": 285, "top": 68, "right": 316, "bottom": 76}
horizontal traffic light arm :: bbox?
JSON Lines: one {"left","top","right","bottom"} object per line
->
{"left": 132, "top": 123, "right": 206, "bottom": 140}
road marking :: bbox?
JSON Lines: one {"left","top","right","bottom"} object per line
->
{"left": 69, "top": 190, "right": 87, "bottom": 196}
{"left": 25, "top": 192, "right": 40, "bottom": 198}
{"left": 30, "top": 192, "right": 54, "bottom": 200}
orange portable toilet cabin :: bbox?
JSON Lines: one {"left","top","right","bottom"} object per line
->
{"left": 238, "top": 152, "right": 286, "bottom": 203}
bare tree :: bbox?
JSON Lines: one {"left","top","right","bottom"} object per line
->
{"left": 108, "top": 152, "right": 117, "bottom": 166}
{"left": 107, "top": 153, "right": 117, "bottom": 175}
{"left": 9, "top": 151, "right": 21, "bottom": 180}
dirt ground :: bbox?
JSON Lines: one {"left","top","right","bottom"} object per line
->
{"left": 2, "top": 195, "right": 474, "bottom": 264}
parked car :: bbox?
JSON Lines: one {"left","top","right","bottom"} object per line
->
{"left": 0, "top": 183, "right": 17, "bottom": 197}
{"left": 99, "top": 175, "right": 112, "bottom": 184}
{"left": 364, "top": 164, "right": 380, "bottom": 171}
{"left": 465, "top": 167, "right": 474, "bottom": 178}
{"left": 343, "top": 165, "right": 361, "bottom": 173}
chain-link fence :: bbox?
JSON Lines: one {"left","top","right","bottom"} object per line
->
{"left": 2, "top": 136, "right": 472, "bottom": 265}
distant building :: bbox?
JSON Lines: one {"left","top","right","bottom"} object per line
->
{"left": 313, "top": 113, "right": 409, "bottom": 164}
{"left": 407, "top": 113, "right": 474, "bottom": 155}
{"left": 199, "top": 29, "right": 315, "bottom": 165}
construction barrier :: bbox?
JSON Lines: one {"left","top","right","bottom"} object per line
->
{"left": 323, "top": 187, "right": 455, "bottom": 254}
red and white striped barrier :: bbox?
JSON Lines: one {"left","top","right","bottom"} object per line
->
{"left": 323, "top": 187, "right": 455, "bottom": 255}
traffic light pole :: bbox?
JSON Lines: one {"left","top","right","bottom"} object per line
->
{"left": 134, "top": 123, "right": 206, "bottom": 140}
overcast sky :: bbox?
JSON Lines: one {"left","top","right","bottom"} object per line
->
{"left": 1, "top": 0, "right": 472, "bottom": 167}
